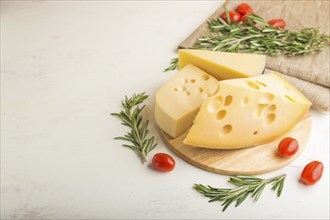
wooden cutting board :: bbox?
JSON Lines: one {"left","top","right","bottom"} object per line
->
{"left": 160, "top": 113, "right": 311, "bottom": 175}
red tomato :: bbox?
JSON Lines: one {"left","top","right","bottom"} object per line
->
{"left": 220, "top": 11, "right": 241, "bottom": 23}
{"left": 268, "top": 18, "right": 286, "bottom": 29}
{"left": 300, "top": 161, "right": 324, "bottom": 185}
{"left": 235, "top": 3, "right": 254, "bottom": 16}
{"left": 278, "top": 137, "right": 299, "bottom": 158}
{"left": 152, "top": 153, "right": 175, "bottom": 172}
{"left": 241, "top": 14, "right": 252, "bottom": 23}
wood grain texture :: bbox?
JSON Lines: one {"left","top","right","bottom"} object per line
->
{"left": 161, "top": 113, "right": 311, "bottom": 175}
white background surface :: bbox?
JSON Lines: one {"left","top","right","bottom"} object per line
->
{"left": 1, "top": 1, "right": 329, "bottom": 219}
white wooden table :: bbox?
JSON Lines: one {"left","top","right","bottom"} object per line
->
{"left": 1, "top": 1, "right": 329, "bottom": 219}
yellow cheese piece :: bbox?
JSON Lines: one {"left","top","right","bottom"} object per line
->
{"left": 178, "top": 49, "right": 266, "bottom": 80}
{"left": 184, "top": 72, "right": 311, "bottom": 149}
{"left": 155, "top": 64, "right": 218, "bottom": 138}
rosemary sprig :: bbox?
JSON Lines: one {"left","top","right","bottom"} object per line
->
{"left": 195, "top": 14, "right": 330, "bottom": 56}
{"left": 194, "top": 174, "right": 286, "bottom": 212}
{"left": 164, "top": 11, "right": 329, "bottom": 71}
{"left": 111, "top": 92, "right": 157, "bottom": 163}
{"left": 164, "top": 58, "right": 179, "bottom": 72}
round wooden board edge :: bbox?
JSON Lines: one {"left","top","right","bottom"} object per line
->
{"left": 159, "top": 113, "right": 312, "bottom": 175}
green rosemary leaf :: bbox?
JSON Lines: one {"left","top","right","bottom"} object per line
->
{"left": 235, "top": 191, "right": 250, "bottom": 207}
{"left": 271, "top": 174, "right": 286, "bottom": 197}
{"left": 222, "top": 197, "right": 235, "bottom": 211}
{"left": 114, "top": 136, "right": 131, "bottom": 142}
{"left": 111, "top": 92, "right": 157, "bottom": 163}
{"left": 224, "top": 4, "right": 231, "bottom": 25}
{"left": 228, "top": 176, "right": 246, "bottom": 186}
{"left": 164, "top": 58, "right": 179, "bottom": 72}
{"left": 122, "top": 144, "right": 140, "bottom": 153}
{"left": 194, "top": 174, "right": 286, "bottom": 212}
{"left": 277, "top": 178, "right": 285, "bottom": 197}
{"left": 252, "top": 182, "right": 267, "bottom": 201}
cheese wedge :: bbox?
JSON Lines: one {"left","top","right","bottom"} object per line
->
{"left": 178, "top": 49, "right": 266, "bottom": 80}
{"left": 155, "top": 64, "right": 218, "bottom": 138}
{"left": 183, "top": 72, "right": 311, "bottom": 149}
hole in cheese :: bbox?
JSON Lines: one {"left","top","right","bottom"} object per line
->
{"left": 284, "top": 95, "right": 296, "bottom": 102}
{"left": 254, "top": 104, "right": 268, "bottom": 117}
{"left": 184, "top": 91, "right": 190, "bottom": 96}
{"left": 224, "top": 95, "right": 233, "bottom": 106}
{"left": 202, "top": 75, "right": 210, "bottom": 81}
{"left": 253, "top": 131, "right": 258, "bottom": 135}
{"left": 207, "top": 96, "right": 223, "bottom": 112}
{"left": 246, "top": 81, "right": 260, "bottom": 89}
{"left": 190, "top": 79, "right": 196, "bottom": 83}
{"left": 241, "top": 97, "right": 249, "bottom": 106}
{"left": 268, "top": 104, "right": 276, "bottom": 112}
{"left": 197, "top": 87, "right": 204, "bottom": 93}
{"left": 260, "top": 92, "right": 275, "bottom": 104}
{"left": 216, "top": 110, "right": 226, "bottom": 120}
{"left": 220, "top": 124, "right": 232, "bottom": 136}
{"left": 256, "top": 80, "right": 268, "bottom": 87}
{"left": 174, "top": 88, "right": 178, "bottom": 91}
{"left": 183, "top": 78, "right": 189, "bottom": 83}
{"left": 264, "top": 113, "right": 276, "bottom": 126}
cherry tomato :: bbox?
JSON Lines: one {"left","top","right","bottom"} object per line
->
{"left": 235, "top": 3, "right": 254, "bottom": 16}
{"left": 268, "top": 18, "right": 286, "bottom": 29}
{"left": 278, "top": 137, "right": 299, "bottom": 158}
{"left": 300, "top": 161, "right": 324, "bottom": 185}
{"left": 241, "top": 14, "right": 253, "bottom": 23}
{"left": 152, "top": 153, "right": 175, "bottom": 172}
{"left": 220, "top": 11, "right": 241, "bottom": 23}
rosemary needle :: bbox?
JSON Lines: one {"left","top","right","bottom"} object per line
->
{"left": 111, "top": 92, "right": 157, "bottom": 163}
{"left": 164, "top": 58, "right": 179, "bottom": 72}
{"left": 194, "top": 174, "right": 286, "bottom": 212}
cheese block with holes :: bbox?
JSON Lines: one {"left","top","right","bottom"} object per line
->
{"left": 183, "top": 72, "right": 311, "bottom": 149}
{"left": 155, "top": 64, "right": 218, "bottom": 138}
{"left": 178, "top": 49, "right": 266, "bottom": 80}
